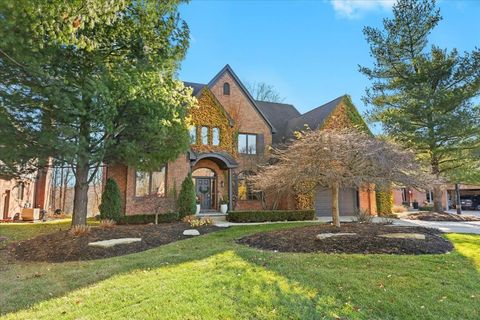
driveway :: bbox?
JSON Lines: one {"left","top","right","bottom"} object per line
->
{"left": 394, "top": 218, "right": 480, "bottom": 234}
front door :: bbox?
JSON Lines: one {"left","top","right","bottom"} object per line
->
{"left": 195, "top": 178, "right": 212, "bottom": 209}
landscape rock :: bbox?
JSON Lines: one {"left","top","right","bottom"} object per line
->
{"left": 316, "top": 232, "right": 357, "bottom": 240}
{"left": 183, "top": 229, "right": 200, "bottom": 236}
{"left": 88, "top": 238, "right": 142, "bottom": 248}
{"left": 379, "top": 233, "right": 425, "bottom": 240}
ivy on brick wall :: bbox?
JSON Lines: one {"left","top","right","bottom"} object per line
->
{"left": 376, "top": 188, "right": 393, "bottom": 216}
{"left": 189, "top": 87, "right": 236, "bottom": 155}
{"left": 295, "top": 96, "right": 371, "bottom": 210}
{"left": 321, "top": 96, "right": 371, "bottom": 134}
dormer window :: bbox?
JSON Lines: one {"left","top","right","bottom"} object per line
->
{"left": 223, "top": 82, "right": 230, "bottom": 95}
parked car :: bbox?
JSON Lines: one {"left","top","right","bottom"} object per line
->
{"left": 460, "top": 198, "right": 474, "bottom": 210}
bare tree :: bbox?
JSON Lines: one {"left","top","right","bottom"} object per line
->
{"left": 254, "top": 129, "right": 435, "bottom": 227}
{"left": 246, "top": 82, "right": 285, "bottom": 103}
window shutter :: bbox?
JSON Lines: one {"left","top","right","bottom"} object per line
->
{"left": 256, "top": 134, "right": 264, "bottom": 155}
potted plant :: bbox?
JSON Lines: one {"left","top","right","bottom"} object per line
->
{"left": 220, "top": 196, "right": 228, "bottom": 214}
{"left": 195, "top": 196, "right": 201, "bottom": 215}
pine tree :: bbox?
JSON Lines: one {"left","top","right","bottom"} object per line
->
{"left": 99, "top": 178, "right": 122, "bottom": 222}
{"left": 360, "top": 0, "right": 480, "bottom": 212}
{"left": 178, "top": 173, "right": 196, "bottom": 218}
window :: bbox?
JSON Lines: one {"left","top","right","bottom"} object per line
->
{"left": 189, "top": 126, "right": 197, "bottom": 144}
{"left": 17, "top": 182, "right": 24, "bottom": 200}
{"left": 135, "top": 167, "right": 166, "bottom": 197}
{"left": 223, "top": 82, "right": 230, "bottom": 95}
{"left": 238, "top": 133, "right": 257, "bottom": 154}
{"left": 212, "top": 127, "right": 220, "bottom": 146}
{"left": 201, "top": 126, "right": 208, "bottom": 145}
{"left": 238, "top": 171, "right": 258, "bottom": 200}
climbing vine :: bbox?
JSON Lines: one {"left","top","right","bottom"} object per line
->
{"left": 188, "top": 87, "right": 236, "bottom": 155}
{"left": 296, "top": 95, "right": 371, "bottom": 209}
{"left": 376, "top": 188, "right": 393, "bottom": 216}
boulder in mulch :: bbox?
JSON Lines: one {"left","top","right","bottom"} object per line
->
{"left": 183, "top": 229, "right": 200, "bottom": 236}
{"left": 316, "top": 233, "right": 356, "bottom": 240}
{"left": 238, "top": 223, "right": 453, "bottom": 255}
{"left": 88, "top": 238, "right": 142, "bottom": 248}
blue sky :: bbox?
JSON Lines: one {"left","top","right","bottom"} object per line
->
{"left": 178, "top": 0, "right": 480, "bottom": 124}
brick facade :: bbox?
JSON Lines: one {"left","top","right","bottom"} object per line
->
{"left": 105, "top": 65, "right": 380, "bottom": 216}
{"left": 0, "top": 177, "right": 36, "bottom": 219}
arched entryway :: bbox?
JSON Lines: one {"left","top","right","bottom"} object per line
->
{"left": 192, "top": 168, "right": 217, "bottom": 211}
{"left": 189, "top": 151, "right": 238, "bottom": 213}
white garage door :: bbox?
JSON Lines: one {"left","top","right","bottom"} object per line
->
{"left": 315, "top": 187, "right": 358, "bottom": 217}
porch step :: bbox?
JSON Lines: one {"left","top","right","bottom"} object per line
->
{"left": 197, "top": 212, "right": 226, "bottom": 217}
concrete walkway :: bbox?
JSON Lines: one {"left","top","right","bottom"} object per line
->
{"left": 208, "top": 214, "right": 480, "bottom": 234}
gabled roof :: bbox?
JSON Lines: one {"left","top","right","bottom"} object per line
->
{"left": 183, "top": 83, "right": 235, "bottom": 127}
{"left": 183, "top": 81, "right": 205, "bottom": 96}
{"left": 207, "top": 64, "right": 277, "bottom": 133}
{"left": 255, "top": 100, "right": 301, "bottom": 144}
{"left": 285, "top": 95, "right": 346, "bottom": 138}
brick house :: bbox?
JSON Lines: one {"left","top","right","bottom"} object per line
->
{"left": 0, "top": 167, "right": 51, "bottom": 220}
{"left": 106, "top": 64, "right": 377, "bottom": 217}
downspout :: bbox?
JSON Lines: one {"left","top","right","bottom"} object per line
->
{"left": 228, "top": 169, "right": 233, "bottom": 211}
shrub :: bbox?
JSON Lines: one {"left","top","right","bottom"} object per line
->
{"left": 376, "top": 189, "right": 393, "bottom": 216}
{"left": 392, "top": 205, "right": 407, "bottom": 213}
{"left": 99, "top": 219, "right": 116, "bottom": 229}
{"left": 177, "top": 173, "right": 196, "bottom": 218}
{"left": 181, "top": 215, "right": 214, "bottom": 227}
{"left": 227, "top": 210, "right": 315, "bottom": 223}
{"left": 352, "top": 208, "right": 374, "bottom": 223}
{"left": 418, "top": 205, "right": 434, "bottom": 212}
{"left": 99, "top": 178, "right": 122, "bottom": 222}
{"left": 69, "top": 225, "right": 91, "bottom": 236}
{"left": 118, "top": 212, "right": 179, "bottom": 225}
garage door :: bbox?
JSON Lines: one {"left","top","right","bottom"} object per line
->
{"left": 315, "top": 187, "right": 358, "bottom": 217}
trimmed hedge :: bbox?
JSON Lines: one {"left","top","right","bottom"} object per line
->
{"left": 418, "top": 205, "right": 434, "bottom": 212}
{"left": 227, "top": 210, "right": 315, "bottom": 223}
{"left": 118, "top": 212, "right": 179, "bottom": 225}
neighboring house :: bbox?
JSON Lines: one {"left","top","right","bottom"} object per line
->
{"left": 394, "top": 184, "right": 480, "bottom": 211}
{"left": 106, "top": 64, "right": 377, "bottom": 217}
{"left": 0, "top": 167, "right": 50, "bottom": 220}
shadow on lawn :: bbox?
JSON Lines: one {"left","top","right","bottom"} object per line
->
{"left": 0, "top": 223, "right": 303, "bottom": 315}
{"left": 2, "top": 224, "right": 480, "bottom": 319}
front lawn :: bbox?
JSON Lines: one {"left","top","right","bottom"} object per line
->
{"left": 1, "top": 222, "right": 479, "bottom": 319}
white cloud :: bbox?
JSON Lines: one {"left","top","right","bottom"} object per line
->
{"left": 330, "top": 0, "right": 395, "bottom": 19}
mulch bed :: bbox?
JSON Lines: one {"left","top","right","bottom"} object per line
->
{"left": 8, "top": 222, "right": 220, "bottom": 262}
{"left": 406, "top": 211, "right": 480, "bottom": 222}
{"left": 237, "top": 223, "right": 454, "bottom": 255}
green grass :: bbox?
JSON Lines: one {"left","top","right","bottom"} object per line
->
{"left": 0, "top": 222, "right": 479, "bottom": 319}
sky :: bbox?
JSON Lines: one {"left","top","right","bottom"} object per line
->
{"left": 178, "top": 0, "right": 480, "bottom": 126}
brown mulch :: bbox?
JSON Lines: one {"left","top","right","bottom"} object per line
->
{"left": 407, "top": 211, "right": 480, "bottom": 222}
{"left": 8, "top": 222, "right": 220, "bottom": 263}
{"left": 237, "top": 223, "right": 454, "bottom": 255}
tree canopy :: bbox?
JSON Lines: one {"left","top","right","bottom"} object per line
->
{"left": 360, "top": 0, "right": 480, "bottom": 211}
{"left": 0, "top": 0, "right": 196, "bottom": 225}
{"left": 246, "top": 82, "right": 285, "bottom": 103}
{"left": 255, "top": 129, "right": 432, "bottom": 226}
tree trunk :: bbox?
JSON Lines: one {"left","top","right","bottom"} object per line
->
{"left": 455, "top": 183, "right": 462, "bottom": 215}
{"left": 72, "top": 159, "right": 89, "bottom": 226}
{"left": 431, "top": 159, "right": 443, "bottom": 213}
{"left": 331, "top": 182, "right": 340, "bottom": 227}
{"left": 432, "top": 184, "right": 443, "bottom": 213}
